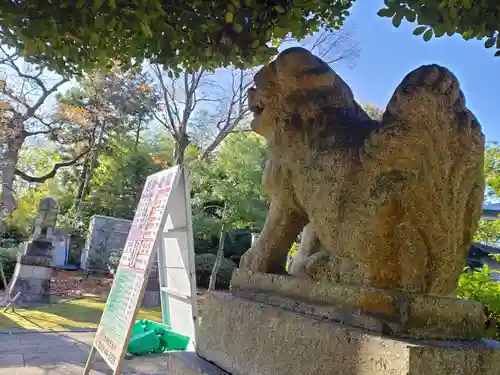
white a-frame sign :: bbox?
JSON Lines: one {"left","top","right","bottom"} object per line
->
{"left": 83, "top": 165, "right": 197, "bottom": 375}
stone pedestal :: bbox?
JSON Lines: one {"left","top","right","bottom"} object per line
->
{"left": 7, "top": 239, "right": 54, "bottom": 305}
{"left": 184, "top": 270, "right": 500, "bottom": 375}
{"left": 142, "top": 263, "right": 161, "bottom": 307}
{"left": 196, "top": 291, "right": 500, "bottom": 375}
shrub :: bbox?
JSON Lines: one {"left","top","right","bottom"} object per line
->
{"left": 195, "top": 253, "right": 236, "bottom": 290}
{"left": 106, "top": 248, "right": 123, "bottom": 275}
{"left": 0, "top": 247, "right": 18, "bottom": 288}
{"left": 224, "top": 229, "right": 252, "bottom": 265}
{"left": 458, "top": 256, "right": 500, "bottom": 339}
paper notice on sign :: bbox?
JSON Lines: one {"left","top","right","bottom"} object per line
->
{"left": 92, "top": 166, "right": 180, "bottom": 371}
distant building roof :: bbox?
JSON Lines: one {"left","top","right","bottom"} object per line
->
{"left": 483, "top": 203, "right": 500, "bottom": 212}
{"left": 482, "top": 203, "right": 500, "bottom": 220}
{"left": 471, "top": 242, "right": 500, "bottom": 255}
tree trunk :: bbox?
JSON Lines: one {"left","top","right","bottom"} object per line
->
{"left": 173, "top": 132, "right": 189, "bottom": 165}
{"left": 134, "top": 122, "right": 142, "bottom": 151}
{"left": 80, "top": 149, "right": 99, "bottom": 201}
{"left": 73, "top": 158, "right": 89, "bottom": 209}
{"left": 74, "top": 121, "right": 105, "bottom": 208}
{"left": 0, "top": 114, "right": 25, "bottom": 235}
{"left": 208, "top": 224, "right": 226, "bottom": 291}
{"left": 0, "top": 149, "right": 19, "bottom": 236}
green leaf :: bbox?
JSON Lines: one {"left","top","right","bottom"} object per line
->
{"left": 108, "top": 0, "right": 116, "bottom": 9}
{"left": 434, "top": 25, "right": 446, "bottom": 37}
{"left": 392, "top": 14, "right": 403, "bottom": 28}
{"left": 377, "top": 8, "right": 395, "bottom": 18}
{"left": 461, "top": 0, "right": 472, "bottom": 9}
{"left": 233, "top": 23, "right": 243, "bottom": 33}
{"left": 413, "top": 26, "right": 427, "bottom": 35}
{"left": 93, "top": 0, "right": 103, "bottom": 10}
{"left": 231, "top": 0, "right": 241, "bottom": 9}
{"left": 405, "top": 11, "right": 416, "bottom": 23}
{"left": 449, "top": 7, "right": 458, "bottom": 22}
{"left": 273, "top": 26, "right": 287, "bottom": 38}
{"left": 225, "top": 12, "right": 234, "bottom": 23}
{"left": 462, "top": 29, "right": 473, "bottom": 40}
{"left": 274, "top": 5, "right": 286, "bottom": 13}
{"left": 485, "top": 37, "right": 495, "bottom": 48}
{"left": 423, "top": 29, "right": 433, "bottom": 41}
{"left": 140, "top": 22, "right": 153, "bottom": 38}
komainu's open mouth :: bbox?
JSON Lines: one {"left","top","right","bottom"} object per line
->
{"left": 248, "top": 87, "right": 264, "bottom": 115}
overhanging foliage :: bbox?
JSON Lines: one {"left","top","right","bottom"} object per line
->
{"left": 2, "top": 0, "right": 497, "bottom": 76}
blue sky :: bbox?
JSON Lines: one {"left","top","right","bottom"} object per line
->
{"left": 327, "top": 1, "right": 499, "bottom": 142}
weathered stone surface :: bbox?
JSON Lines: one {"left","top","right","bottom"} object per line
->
{"left": 6, "top": 202, "right": 55, "bottom": 305}
{"left": 8, "top": 276, "right": 51, "bottom": 304}
{"left": 81, "top": 214, "right": 132, "bottom": 272}
{"left": 33, "top": 197, "right": 58, "bottom": 241}
{"left": 241, "top": 47, "right": 485, "bottom": 298}
{"left": 231, "top": 270, "right": 484, "bottom": 340}
{"left": 197, "top": 292, "right": 500, "bottom": 375}
{"left": 18, "top": 254, "right": 53, "bottom": 267}
{"left": 24, "top": 239, "right": 53, "bottom": 257}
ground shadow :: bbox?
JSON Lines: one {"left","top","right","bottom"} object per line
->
{"left": 0, "top": 311, "right": 25, "bottom": 330}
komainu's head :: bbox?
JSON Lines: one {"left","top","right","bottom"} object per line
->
{"left": 248, "top": 47, "right": 356, "bottom": 139}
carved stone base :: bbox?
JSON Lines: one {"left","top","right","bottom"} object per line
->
{"left": 7, "top": 263, "right": 52, "bottom": 305}
{"left": 24, "top": 239, "right": 52, "bottom": 257}
{"left": 197, "top": 291, "right": 500, "bottom": 375}
{"left": 142, "top": 264, "right": 161, "bottom": 307}
{"left": 6, "top": 244, "right": 54, "bottom": 305}
{"left": 231, "top": 270, "right": 485, "bottom": 340}
{"left": 142, "top": 290, "right": 161, "bottom": 307}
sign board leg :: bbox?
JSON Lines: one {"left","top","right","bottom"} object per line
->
{"left": 3, "top": 291, "right": 21, "bottom": 312}
{"left": 83, "top": 346, "right": 97, "bottom": 375}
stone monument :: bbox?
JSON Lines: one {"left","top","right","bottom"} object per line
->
{"left": 169, "top": 48, "right": 500, "bottom": 375}
{"left": 7, "top": 197, "right": 58, "bottom": 305}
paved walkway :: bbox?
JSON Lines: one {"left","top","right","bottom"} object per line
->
{"left": 0, "top": 331, "right": 178, "bottom": 374}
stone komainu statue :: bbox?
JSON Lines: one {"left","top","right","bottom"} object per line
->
{"left": 240, "top": 47, "right": 484, "bottom": 298}
{"left": 33, "top": 197, "right": 59, "bottom": 241}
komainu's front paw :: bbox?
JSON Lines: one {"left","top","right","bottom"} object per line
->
{"left": 239, "top": 248, "right": 268, "bottom": 272}
{"left": 303, "top": 251, "right": 331, "bottom": 280}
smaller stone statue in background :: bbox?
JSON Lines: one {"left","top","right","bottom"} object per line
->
{"left": 32, "top": 197, "right": 58, "bottom": 241}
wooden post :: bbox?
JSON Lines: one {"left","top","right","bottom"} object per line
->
{"left": 82, "top": 346, "right": 97, "bottom": 375}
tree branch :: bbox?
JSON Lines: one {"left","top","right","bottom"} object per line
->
{"left": 0, "top": 46, "right": 69, "bottom": 120}
{"left": 151, "top": 64, "right": 179, "bottom": 138}
{"left": 200, "top": 68, "right": 252, "bottom": 159}
{"left": 14, "top": 147, "right": 92, "bottom": 183}
{"left": 24, "top": 127, "right": 59, "bottom": 137}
